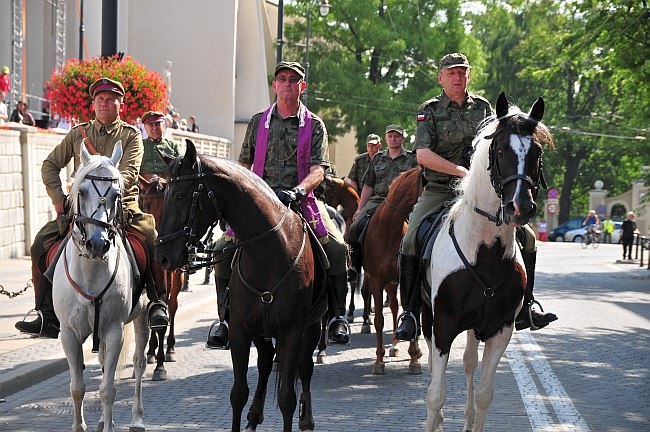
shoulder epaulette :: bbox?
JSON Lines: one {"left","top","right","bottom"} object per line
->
{"left": 470, "top": 94, "right": 491, "bottom": 106}
{"left": 419, "top": 97, "right": 440, "bottom": 111}
{"left": 71, "top": 122, "right": 89, "bottom": 131}
{"left": 120, "top": 121, "right": 139, "bottom": 131}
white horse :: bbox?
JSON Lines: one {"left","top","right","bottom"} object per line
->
{"left": 423, "top": 93, "right": 553, "bottom": 432}
{"left": 52, "top": 142, "right": 149, "bottom": 432}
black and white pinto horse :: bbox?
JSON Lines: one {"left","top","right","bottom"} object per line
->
{"left": 422, "top": 93, "right": 553, "bottom": 432}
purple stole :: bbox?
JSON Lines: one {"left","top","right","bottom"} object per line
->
{"left": 227, "top": 103, "right": 328, "bottom": 239}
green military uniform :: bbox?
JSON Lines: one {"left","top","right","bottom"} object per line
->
{"left": 401, "top": 91, "right": 492, "bottom": 256}
{"left": 238, "top": 104, "right": 347, "bottom": 275}
{"left": 348, "top": 148, "right": 417, "bottom": 238}
{"left": 347, "top": 152, "right": 372, "bottom": 189}
{"left": 140, "top": 138, "right": 180, "bottom": 175}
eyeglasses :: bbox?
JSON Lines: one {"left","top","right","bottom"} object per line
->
{"left": 275, "top": 76, "right": 303, "bottom": 84}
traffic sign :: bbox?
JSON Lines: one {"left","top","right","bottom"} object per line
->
{"left": 547, "top": 188, "right": 559, "bottom": 199}
{"left": 547, "top": 203, "right": 558, "bottom": 214}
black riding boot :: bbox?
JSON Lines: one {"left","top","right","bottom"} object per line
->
{"left": 395, "top": 254, "right": 420, "bottom": 341}
{"left": 515, "top": 250, "right": 558, "bottom": 331}
{"left": 147, "top": 262, "right": 170, "bottom": 330}
{"left": 328, "top": 273, "right": 351, "bottom": 345}
{"left": 206, "top": 277, "right": 230, "bottom": 349}
{"left": 15, "top": 265, "right": 60, "bottom": 338}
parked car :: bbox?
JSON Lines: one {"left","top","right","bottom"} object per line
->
{"left": 547, "top": 217, "right": 583, "bottom": 242}
{"left": 564, "top": 221, "right": 623, "bottom": 243}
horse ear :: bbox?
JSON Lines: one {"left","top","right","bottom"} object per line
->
{"left": 184, "top": 139, "right": 197, "bottom": 165}
{"left": 111, "top": 140, "right": 123, "bottom": 166}
{"left": 528, "top": 96, "right": 545, "bottom": 122}
{"left": 80, "top": 142, "right": 92, "bottom": 166}
{"left": 496, "top": 92, "right": 509, "bottom": 119}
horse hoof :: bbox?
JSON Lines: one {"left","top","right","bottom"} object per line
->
{"left": 409, "top": 363, "right": 423, "bottom": 375}
{"left": 372, "top": 363, "right": 385, "bottom": 375}
{"left": 152, "top": 369, "right": 167, "bottom": 381}
{"left": 360, "top": 323, "right": 371, "bottom": 334}
{"left": 389, "top": 347, "right": 399, "bottom": 357}
{"left": 316, "top": 353, "right": 327, "bottom": 364}
{"left": 165, "top": 352, "right": 176, "bottom": 362}
{"left": 146, "top": 354, "right": 155, "bottom": 364}
{"left": 346, "top": 314, "right": 355, "bottom": 323}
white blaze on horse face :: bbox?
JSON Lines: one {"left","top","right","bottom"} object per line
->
{"left": 509, "top": 134, "right": 532, "bottom": 215}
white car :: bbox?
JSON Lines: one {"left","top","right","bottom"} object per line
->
{"left": 564, "top": 221, "right": 622, "bottom": 243}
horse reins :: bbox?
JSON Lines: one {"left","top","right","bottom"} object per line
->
{"left": 67, "top": 172, "right": 125, "bottom": 353}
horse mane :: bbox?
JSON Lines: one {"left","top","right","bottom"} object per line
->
{"left": 199, "top": 155, "right": 278, "bottom": 203}
{"left": 70, "top": 155, "right": 123, "bottom": 210}
{"left": 449, "top": 103, "right": 554, "bottom": 220}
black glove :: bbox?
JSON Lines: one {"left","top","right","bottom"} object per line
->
{"left": 276, "top": 187, "right": 307, "bottom": 207}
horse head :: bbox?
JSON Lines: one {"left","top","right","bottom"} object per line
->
{"left": 70, "top": 141, "right": 124, "bottom": 259}
{"left": 482, "top": 92, "right": 553, "bottom": 226}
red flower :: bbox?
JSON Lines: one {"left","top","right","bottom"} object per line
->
{"left": 48, "top": 55, "right": 168, "bottom": 124}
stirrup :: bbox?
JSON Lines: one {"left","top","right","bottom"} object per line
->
{"left": 206, "top": 320, "right": 230, "bottom": 350}
{"left": 147, "top": 300, "right": 169, "bottom": 330}
{"left": 20, "top": 309, "right": 45, "bottom": 337}
{"left": 395, "top": 311, "right": 419, "bottom": 341}
{"left": 327, "top": 316, "right": 351, "bottom": 345}
{"left": 528, "top": 299, "right": 545, "bottom": 331}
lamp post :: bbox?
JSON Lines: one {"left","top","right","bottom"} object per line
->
{"left": 303, "top": 0, "right": 330, "bottom": 105}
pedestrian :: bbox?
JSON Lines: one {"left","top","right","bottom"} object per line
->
{"left": 602, "top": 216, "right": 614, "bottom": 244}
{"left": 396, "top": 53, "right": 557, "bottom": 341}
{"left": 620, "top": 211, "right": 638, "bottom": 260}
{"left": 207, "top": 61, "right": 351, "bottom": 348}
{"left": 0, "top": 66, "right": 10, "bottom": 96}
{"left": 14, "top": 77, "right": 169, "bottom": 339}
{"left": 346, "top": 124, "right": 417, "bottom": 267}
{"left": 538, "top": 218, "right": 547, "bottom": 242}
{"left": 9, "top": 100, "right": 35, "bottom": 126}
{"left": 0, "top": 91, "right": 8, "bottom": 124}
{"left": 347, "top": 133, "right": 382, "bottom": 194}
{"left": 188, "top": 115, "right": 200, "bottom": 133}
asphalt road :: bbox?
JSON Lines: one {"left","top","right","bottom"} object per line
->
{"left": 0, "top": 241, "right": 648, "bottom": 431}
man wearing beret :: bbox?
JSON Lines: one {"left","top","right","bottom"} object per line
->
{"left": 15, "top": 77, "right": 169, "bottom": 338}
{"left": 396, "top": 53, "right": 557, "bottom": 342}
{"left": 207, "top": 61, "right": 351, "bottom": 347}
{"left": 347, "top": 133, "right": 382, "bottom": 194}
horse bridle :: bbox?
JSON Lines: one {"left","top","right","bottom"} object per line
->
{"left": 476, "top": 128, "right": 547, "bottom": 226}
{"left": 72, "top": 173, "right": 123, "bottom": 252}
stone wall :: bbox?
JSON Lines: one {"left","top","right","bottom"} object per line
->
{"left": 0, "top": 125, "right": 232, "bottom": 260}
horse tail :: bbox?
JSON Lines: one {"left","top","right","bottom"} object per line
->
{"left": 116, "top": 321, "right": 134, "bottom": 383}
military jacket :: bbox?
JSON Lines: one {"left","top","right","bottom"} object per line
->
{"left": 347, "top": 152, "right": 372, "bottom": 187}
{"left": 362, "top": 148, "right": 418, "bottom": 199}
{"left": 415, "top": 91, "right": 492, "bottom": 185}
{"left": 140, "top": 138, "right": 180, "bottom": 175}
{"left": 42, "top": 118, "right": 143, "bottom": 205}
{"left": 238, "top": 104, "right": 330, "bottom": 191}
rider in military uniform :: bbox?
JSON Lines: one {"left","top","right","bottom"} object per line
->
{"left": 346, "top": 124, "right": 417, "bottom": 268}
{"left": 15, "top": 78, "right": 169, "bottom": 338}
{"left": 139, "top": 110, "right": 181, "bottom": 178}
{"left": 395, "top": 53, "right": 557, "bottom": 341}
{"left": 347, "top": 133, "right": 382, "bottom": 194}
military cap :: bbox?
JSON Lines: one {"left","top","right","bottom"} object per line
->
{"left": 142, "top": 111, "right": 166, "bottom": 124}
{"left": 89, "top": 77, "right": 125, "bottom": 98}
{"left": 366, "top": 133, "right": 380, "bottom": 144}
{"left": 274, "top": 61, "right": 306, "bottom": 79}
{"left": 385, "top": 124, "right": 405, "bottom": 136}
{"left": 438, "top": 53, "right": 471, "bottom": 70}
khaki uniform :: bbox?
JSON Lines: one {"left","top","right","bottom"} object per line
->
{"left": 401, "top": 92, "right": 492, "bottom": 256}
{"left": 347, "top": 152, "right": 372, "bottom": 189}
{"left": 140, "top": 138, "right": 180, "bottom": 175}
{"left": 237, "top": 105, "right": 347, "bottom": 275}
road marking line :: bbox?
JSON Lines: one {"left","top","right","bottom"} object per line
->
{"left": 508, "top": 331, "right": 592, "bottom": 432}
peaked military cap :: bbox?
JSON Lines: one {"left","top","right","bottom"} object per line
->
{"left": 385, "top": 124, "right": 405, "bottom": 135}
{"left": 274, "top": 61, "right": 306, "bottom": 79}
{"left": 366, "top": 133, "right": 380, "bottom": 144}
{"left": 438, "top": 53, "right": 471, "bottom": 70}
{"left": 142, "top": 111, "right": 166, "bottom": 124}
{"left": 89, "top": 77, "right": 125, "bottom": 98}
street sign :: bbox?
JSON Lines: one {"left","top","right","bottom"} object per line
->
{"left": 547, "top": 198, "right": 558, "bottom": 205}
{"left": 547, "top": 188, "right": 559, "bottom": 199}
{"left": 547, "top": 203, "right": 558, "bottom": 214}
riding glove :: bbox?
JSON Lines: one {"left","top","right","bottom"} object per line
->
{"left": 276, "top": 187, "right": 306, "bottom": 206}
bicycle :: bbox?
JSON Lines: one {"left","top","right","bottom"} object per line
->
{"left": 581, "top": 225, "right": 600, "bottom": 249}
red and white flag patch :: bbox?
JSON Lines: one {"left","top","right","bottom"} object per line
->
{"left": 417, "top": 113, "right": 425, "bottom": 121}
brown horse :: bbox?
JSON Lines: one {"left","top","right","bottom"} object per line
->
{"left": 362, "top": 167, "right": 424, "bottom": 374}
{"left": 138, "top": 174, "right": 185, "bottom": 380}
{"left": 323, "top": 175, "right": 367, "bottom": 323}
{"left": 154, "top": 140, "right": 327, "bottom": 432}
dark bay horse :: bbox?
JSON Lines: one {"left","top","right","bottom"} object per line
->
{"left": 422, "top": 93, "right": 553, "bottom": 431}
{"left": 362, "top": 167, "right": 424, "bottom": 374}
{"left": 154, "top": 140, "right": 327, "bottom": 432}
{"left": 323, "top": 175, "right": 365, "bottom": 322}
{"left": 138, "top": 174, "right": 185, "bottom": 379}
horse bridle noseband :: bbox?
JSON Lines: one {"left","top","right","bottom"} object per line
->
{"left": 476, "top": 128, "right": 547, "bottom": 226}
